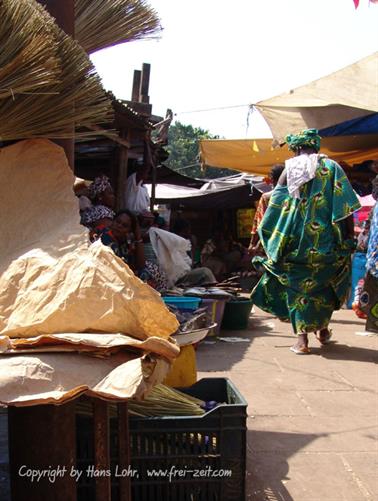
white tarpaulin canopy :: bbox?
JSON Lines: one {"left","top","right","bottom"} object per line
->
{"left": 255, "top": 52, "right": 378, "bottom": 144}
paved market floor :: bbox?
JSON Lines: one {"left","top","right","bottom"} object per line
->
{"left": 197, "top": 307, "right": 378, "bottom": 501}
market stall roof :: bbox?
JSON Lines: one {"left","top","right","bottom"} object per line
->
{"left": 255, "top": 52, "right": 378, "bottom": 144}
{"left": 200, "top": 134, "right": 378, "bottom": 175}
{"left": 152, "top": 164, "right": 205, "bottom": 187}
{"left": 146, "top": 174, "right": 256, "bottom": 209}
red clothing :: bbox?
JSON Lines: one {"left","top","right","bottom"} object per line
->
{"left": 251, "top": 192, "right": 271, "bottom": 235}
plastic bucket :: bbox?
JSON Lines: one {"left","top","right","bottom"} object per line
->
{"left": 347, "top": 252, "right": 367, "bottom": 309}
{"left": 201, "top": 299, "right": 226, "bottom": 336}
{"left": 221, "top": 298, "right": 254, "bottom": 330}
{"left": 162, "top": 296, "right": 201, "bottom": 311}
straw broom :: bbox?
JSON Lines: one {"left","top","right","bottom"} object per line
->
{"left": 0, "top": 0, "right": 60, "bottom": 99}
{"left": 75, "top": 0, "right": 162, "bottom": 54}
{"left": 75, "top": 385, "right": 205, "bottom": 417}
{"left": 127, "top": 384, "right": 206, "bottom": 417}
{"left": 0, "top": 0, "right": 114, "bottom": 140}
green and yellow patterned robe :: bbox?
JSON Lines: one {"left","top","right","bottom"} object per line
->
{"left": 252, "top": 157, "right": 360, "bottom": 334}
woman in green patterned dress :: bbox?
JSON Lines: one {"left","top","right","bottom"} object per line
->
{"left": 252, "top": 129, "right": 361, "bottom": 354}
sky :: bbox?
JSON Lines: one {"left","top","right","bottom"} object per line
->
{"left": 91, "top": 0, "right": 378, "bottom": 139}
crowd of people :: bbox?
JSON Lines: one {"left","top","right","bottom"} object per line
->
{"left": 75, "top": 165, "right": 217, "bottom": 292}
{"left": 75, "top": 129, "right": 377, "bottom": 345}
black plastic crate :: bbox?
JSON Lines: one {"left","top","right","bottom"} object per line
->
{"left": 129, "top": 378, "right": 247, "bottom": 501}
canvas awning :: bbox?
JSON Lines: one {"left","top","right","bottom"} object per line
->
{"left": 255, "top": 52, "right": 378, "bottom": 144}
{"left": 200, "top": 134, "right": 378, "bottom": 175}
{"left": 146, "top": 181, "right": 253, "bottom": 209}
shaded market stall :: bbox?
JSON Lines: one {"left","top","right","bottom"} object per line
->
{"left": 146, "top": 173, "right": 267, "bottom": 251}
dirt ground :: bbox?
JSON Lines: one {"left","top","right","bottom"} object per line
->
{"left": 197, "top": 307, "right": 378, "bottom": 501}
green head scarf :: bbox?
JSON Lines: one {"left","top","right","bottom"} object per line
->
{"left": 286, "top": 128, "right": 321, "bottom": 152}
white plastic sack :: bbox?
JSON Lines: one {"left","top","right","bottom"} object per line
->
{"left": 123, "top": 172, "right": 150, "bottom": 214}
{"left": 149, "top": 227, "right": 192, "bottom": 287}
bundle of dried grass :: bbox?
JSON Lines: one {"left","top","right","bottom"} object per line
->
{"left": 0, "top": 0, "right": 113, "bottom": 140}
{"left": 75, "top": 0, "right": 161, "bottom": 54}
{"left": 0, "top": 0, "right": 60, "bottom": 100}
{"left": 127, "top": 384, "right": 206, "bottom": 417}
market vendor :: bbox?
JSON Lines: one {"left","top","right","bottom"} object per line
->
{"left": 123, "top": 161, "right": 151, "bottom": 215}
{"left": 81, "top": 175, "right": 115, "bottom": 233}
{"left": 139, "top": 210, "right": 160, "bottom": 263}
{"left": 98, "top": 209, "right": 167, "bottom": 292}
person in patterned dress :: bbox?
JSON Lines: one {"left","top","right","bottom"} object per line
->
{"left": 360, "top": 175, "right": 378, "bottom": 332}
{"left": 252, "top": 129, "right": 361, "bottom": 354}
{"left": 248, "top": 164, "right": 285, "bottom": 256}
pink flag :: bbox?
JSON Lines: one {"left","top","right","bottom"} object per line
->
{"left": 353, "top": 0, "right": 359, "bottom": 7}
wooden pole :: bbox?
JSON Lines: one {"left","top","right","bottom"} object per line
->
{"left": 8, "top": 6, "right": 77, "bottom": 500}
{"left": 118, "top": 403, "right": 132, "bottom": 501}
{"left": 150, "top": 162, "right": 157, "bottom": 212}
{"left": 139, "top": 64, "right": 150, "bottom": 104}
{"left": 116, "top": 129, "right": 130, "bottom": 210}
{"left": 0, "top": 409, "right": 11, "bottom": 501}
{"left": 132, "top": 70, "right": 142, "bottom": 102}
{"left": 9, "top": 403, "right": 77, "bottom": 501}
{"left": 93, "top": 401, "right": 111, "bottom": 501}
{"left": 38, "top": 0, "right": 75, "bottom": 170}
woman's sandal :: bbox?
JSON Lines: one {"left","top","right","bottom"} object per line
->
{"left": 290, "top": 333, "right": 310, "bottom": 354}
{"left": 290, "top": 345, "right": 311, "bottom": 355}
{"left": 315, "top": 328, "right": 333, "bottom": 345}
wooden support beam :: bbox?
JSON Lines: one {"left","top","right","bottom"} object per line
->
{"left": 39, "top": 0, "right": 74, "bottom": 35}
{"left": 150, "top": 162, "right": 157, "bottom": 212}
{"left": 117, "top": 403, "right": 131, "bottom": 501}
{"left": 132, "top": 70, "right": 142, "bottom": 102}
{"left": 93, "top": 400, "right": 111, "bottom": 501}
{"left": 87, "top": 125, "right": 131, "bottom": 149}
{"left": 0, "top": 408, "right": 11, "bottom": 501}
{"left": 8, "top": 403, "right": 77, "bottom": 501}
{"left": 116, "top": 129, "right": 130, "bottom": 210}
{"left": 139, "top": 63, "right": 150, "bottom": 104}
{"left": 38, "top": 0, "right": 75, "bottom": 170}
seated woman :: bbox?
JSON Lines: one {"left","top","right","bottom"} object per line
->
{"left": 201, "top": 229, "right": 246, "bottom": 280}
{"left": 81, "top": 175, "right": 116, "bottom": 236}
{"left": 97, "top": 209, "right": 167, "bottom": 292}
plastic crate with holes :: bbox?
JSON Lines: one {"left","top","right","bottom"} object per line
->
{"left": 128, "top": 378, "right": 247, "bottom": 501}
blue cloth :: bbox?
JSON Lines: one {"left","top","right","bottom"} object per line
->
{"left": 366, "top": 203, "right": 378, "bottom": 278}
{"left": 320, "top": 113, "right": 378, "bottom": 137}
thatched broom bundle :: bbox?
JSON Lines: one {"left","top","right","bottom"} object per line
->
{"left": 0, "top": 0, "right": 60, "bottom": 100}
{"left": 0, "top": 0, "right": 113, "bottom": 140}
{"left": 75, "top": 0, "right": 162, "bottom": 54}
